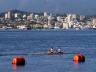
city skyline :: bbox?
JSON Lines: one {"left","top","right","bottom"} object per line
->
{"left": 0, "top": 0, "right": 96, "bottom": 15}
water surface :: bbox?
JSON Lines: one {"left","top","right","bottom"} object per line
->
{"left": 0, "top": 30, "right": 96, "bottom": 72}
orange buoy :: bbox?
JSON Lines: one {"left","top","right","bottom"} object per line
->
{"left": 73, "top": 54, "right": 85, "bottom": 62}
{"left": 12, "top": 57, "right": 25, "bottom": 66}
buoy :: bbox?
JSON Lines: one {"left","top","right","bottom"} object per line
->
{"left": 73, "top": 54, "right": 85, "bottom": 62}
{"left": 12, "top": 57, "right": 25, "bottom": 66}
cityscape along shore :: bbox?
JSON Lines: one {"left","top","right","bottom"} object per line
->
{"left": 0, "top": 10, "right": 96, "bottom": 30}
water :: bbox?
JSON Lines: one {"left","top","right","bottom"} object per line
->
{"left": 0, "top": 30, "right": 96, "bottom": 72}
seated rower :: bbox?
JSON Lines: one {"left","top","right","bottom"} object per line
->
{"left": 57, "top": 48, "right": 61, "bottom": 53}
{"left": 57, "top": 48, "right": 63, "bottom": 54}
{"left": 48, "top": 48, "right": 54, "bottom": 54}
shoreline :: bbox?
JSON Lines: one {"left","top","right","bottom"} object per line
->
{"left": 0, "top": 28, "right": 95, "bottom": 32}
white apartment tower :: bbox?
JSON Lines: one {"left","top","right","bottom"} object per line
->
{"left": 44, "top": 12, "right": 48, "bottom": 17}
{"left": 7, "top": 11, "right": 11, "bottom": 19}
{"left": 92, "top": 18, "right": 96, "bottom": 25}
{"left": 63, "top": 22, "right": 69, "bottom": 29}
{"left": 14, "top": 13, "right": 18, "bottom": 18}
{"left": 5, "top": 13, "right": 8, "bottom": 19}
{"left": 57, "top": 16, "right": 62, "bottom": 22}
{"left": 67, "top": 14, "right": 77, "bottom": 22}
{"left": 48, "top": 16, "right": 52, "bottom": 25}
{"left": 67, "top": 14, "right": 72, "bottom": 23}
{"left": 5, "top": 11, "right": 12, "bottom": 19}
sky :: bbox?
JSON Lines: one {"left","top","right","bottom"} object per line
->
{"left": 0, "top": 0, "right": 96, "bottom": 15}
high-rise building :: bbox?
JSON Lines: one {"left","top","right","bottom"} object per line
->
{"left": 48, "top": 16, "right": 52, "bottom": 25}
{"left": 92, "top": 18, "right": 96, "bottom": 25}
{"left": 67, "top": 14, "right": 72, "bottom": 23}
{"left": 7, "top": 11, "right": 11, "bottom": 19}
{"left": 5, "top": 11, "right": 12, "bottom": 19}
{"left": 14, "top": 13, "right": 18, "bottom": 18}
{"left": 63, "top": 22, "right": 69, "bottom": 29}
{"left": 80, "top": 15, "right": 85, "bottom": 21}
{"left": 57, "top": 16, "right": 62, "bottom": 22}
{"left": 44, "top": 12, "right": 48, "bottom": 17}
{"left": 67, "top": 14, "right": 77, "bottom": 23}
{"left": 23, "top": 14, "right": 27, "bottom": 18}
{"left": 35, "top": 14, "right": 39, "bottom": 19}
{"left": 48, "top": 15, "right": 54, "bottom": 28}
{"left": 27, "top": 13, "right": 34, "bottom": 20}
{"left": 68, "top": 21, "right": 74, "bottom": 28}
{"left": 5, "top": 13, "right": 8, "bottom": 19}
{"left": 72, "top": 14, "right": 77, "bottom": 20}
{"left": 14, "top": 13, "right": 21, "bottom": 18}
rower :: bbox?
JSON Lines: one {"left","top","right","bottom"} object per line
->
{"left": 57, "top": 48, "right": 61, "bottom": 53}
{"left": 50, "top": 48, "right": 53, "bottom": 53}
{"left": 48, "top": 48, "right": 54, "bottom": 54}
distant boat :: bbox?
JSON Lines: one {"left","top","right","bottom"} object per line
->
{"left": 47, "top": 52, "right": 64, "bottom": 55}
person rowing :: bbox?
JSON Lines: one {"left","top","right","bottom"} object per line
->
{"left": 48, "top": 48, "right": 63, "bottom": 55}
{"left": 48, "top": 48, "right": 54, "bottom": 54}
{"left": 56, "top": 48, "right": 63, "bottom": 54}
{"left": 57, "top": 48, "right": 61, "bottom": 53}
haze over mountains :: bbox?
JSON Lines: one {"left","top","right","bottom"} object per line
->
{"left": 0, "top": 0, "right": 96, "bottom": 15}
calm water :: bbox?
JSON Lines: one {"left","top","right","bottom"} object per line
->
{"left": 0, "top": 30, "right": 96, "bottom": 72}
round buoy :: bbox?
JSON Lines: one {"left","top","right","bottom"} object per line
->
{"left": 12, "top": 57, "right": 25, "bottom": 66}
{"left": 73, "top": 54, "right": 85, "bottom": 62}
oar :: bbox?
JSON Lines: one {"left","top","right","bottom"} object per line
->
{"left": 0, "top": 52, "right": 80, "bottom": 56}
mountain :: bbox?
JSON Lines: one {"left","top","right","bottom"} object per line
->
{"left": 0, "top": 0, "right": 96, "bottom": 15}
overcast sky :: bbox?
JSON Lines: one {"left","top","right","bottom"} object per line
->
{"left": 0, "top": 0, "right": 96, "bottom": 15}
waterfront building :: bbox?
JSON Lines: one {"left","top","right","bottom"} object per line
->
{"left": 14, "top": 13, "right": 18, "bottom": 18}
{"left": 4, "top": 11, "right": 12, "bottom": 19}
{"left": 7, "top": 11, "right": 11, "bottom": 19}
{"left": 14, "top": 13, "right": 21, "bottom": 19}
{"left": 73, "top": 22, "right": 83, "bottom": 30}
{"left": 68, "top": 21, "right": 74, "bottom": 28}
{"left": 54, "top": 22, "right": 62, "bottom": 29}
{"left": 86, "top": 21, "right": 92, "bottom": 28}
{"left": 92, "top": 18, "right": 96, "bottom": 25}
{"left": 27, "top": 13, "right": 34, "bottom": 21}
{"left": 71, "top": 14, "right": 77, "bottom": 20}
{"left": 80, "top": 15, "right": 85, "bottom": 21}
{"left": 66, "top": 14, "right": 77, "bottom": 23}
{"left": 93, "top": 25, "right": 96, "bottom": 29}
{"left": 34, "top": 14, "right": 40, "bottom": 23}
{"left": 27, "top": 16, "right": 32, "bottom": 20}
{"left": 44, "top": 12, "right": 48, "bottom": 17}
{"left": 43, "top": 24, "right": 49, "bottom": 29}
{"left": 22, "top": 14, "right": 27, "bottom": 21}
{"left": 63, "top": 22, "right": 69, "bottom": 29}
{"left": 17, "top": 25, "right": 27, "bottom": 30}
{"left": 48, "top": 15, "right": 52, "bottom": 21}
{"left": 67, "top": 14, "right": 72, "bottom": 23}
{"left": 23, "top": 14, "right": 27, "bottom": 18}
{"left": 48, "top": 16, "right": 54, "bottom": 28}
{"left": 57, "top": 16, "right": 62, "bottom": 22}
{"left": 35, "top": 14, "right": 39, "bottom": 19}
{"left": 92, "top": 18, "right": 96, "bottom": 29}
{"left": 30, "top": 13, "right": 34, "bottom": 19}
{"left": 48, "top": 16, "right": 52, "bottom": 25}
{"left": 5, "top": 13, "right": 8, "bottom": 19}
